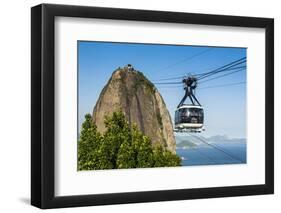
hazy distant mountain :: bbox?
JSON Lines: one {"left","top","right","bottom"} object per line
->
{"left": 175, "top": 135, "right": 199, "bottom": 149}
{"left": 176, "top": 140, "right": 197, "bottom": 149}
{"left": 176, "top": 134, "right": 246, "bottom": 148}
{"left": 206, "top": 135, "right": 246, "bottom": 143}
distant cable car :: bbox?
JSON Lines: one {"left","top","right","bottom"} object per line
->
{"left": 174, "top": 76, "right": 204, "bottom": 133}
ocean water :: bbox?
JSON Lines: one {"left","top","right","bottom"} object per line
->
{"left": 176, "top": 142, "right": 247, "bottom": 166}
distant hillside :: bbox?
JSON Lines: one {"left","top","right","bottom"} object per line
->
{"left": 206, "top": 135, "right": 246, "bottom": 143}
{"left": 92, "top": 66, "right": 176, "bottom": 153}
{"left": 176, "top": 140, "right": 197, "bottom": 149}
{"left": 176, "top": 134, "right": 246, "bottom": 148}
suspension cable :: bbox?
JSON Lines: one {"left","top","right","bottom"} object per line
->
{"left": 191, "top": 135, "right": 245, "bottom": 163}
{"left": 156, "top": 48, "right": 214, "bottom": 72}
{"left": 197, "top": 59, "right": 246, "bottom": 81}
{"left": 199, "top": 68, "right": 246, "bottom": 84}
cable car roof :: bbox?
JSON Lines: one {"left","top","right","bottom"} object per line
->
{"left": 176, "top": 105, "right": 203, "bottom": 110}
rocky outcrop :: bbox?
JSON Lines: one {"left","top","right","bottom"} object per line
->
{"left": 92, "top": 67, "right": 176, "bottom": 153}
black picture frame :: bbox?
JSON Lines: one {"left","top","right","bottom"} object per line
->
{"left": 31, "top": 3, "right": 274, "bottom": 209}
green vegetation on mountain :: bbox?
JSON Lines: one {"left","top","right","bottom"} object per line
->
{"left": 78, "top": 111, "right": 181, "bottom": 170}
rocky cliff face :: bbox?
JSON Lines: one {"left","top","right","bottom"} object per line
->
{"left": 92, "top": 67, "right": 176, "bottom": 153}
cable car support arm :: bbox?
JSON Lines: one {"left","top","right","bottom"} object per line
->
{"left": 177, "top": 76, "right": 201, "bottom": 108}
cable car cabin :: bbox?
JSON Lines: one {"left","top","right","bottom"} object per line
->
{"left": 174, "top": 105, "right": 204, "bottom": 133}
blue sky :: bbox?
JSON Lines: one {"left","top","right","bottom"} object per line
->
{"left": 78, "top": 41, "right": 246, "bottom": 138}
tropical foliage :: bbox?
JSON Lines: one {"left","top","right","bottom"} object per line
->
{"left": 78, "top": 111, "right": 181, "bottom": 170}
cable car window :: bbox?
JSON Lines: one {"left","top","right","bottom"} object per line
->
{"left": 189, "top": 108, "right": 203, "bottom": 117}
{"left": 179, "top": 108, "right": 187, "bottom": 116}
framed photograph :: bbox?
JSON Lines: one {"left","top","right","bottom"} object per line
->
{"left": 31, "top": 4, "right": 274, "bottom": 209}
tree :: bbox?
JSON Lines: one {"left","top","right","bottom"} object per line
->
{"left": 78, "top": 114, "right": 103, "bottom": 170}
{"left": 152, "top": 145, "right": 182, "bottom": 167}
{"left": 103, "top": 111, "right": 133, "bottom": 168}
{"left": 78, "top": 111, "right": 181, "bottom": 170}
{"left": 131, "top": 125, "right": 154, "bottom": 168}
